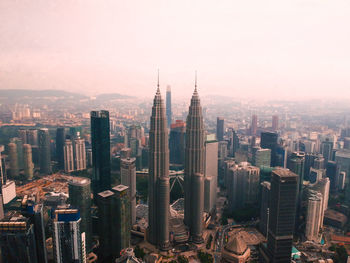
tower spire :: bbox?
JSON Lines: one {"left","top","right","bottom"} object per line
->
{"left": 194, "top": 71, "right": 197, "bottom": 93}
{"left": 157, "top": 69, "right": 160, "bottom": 93}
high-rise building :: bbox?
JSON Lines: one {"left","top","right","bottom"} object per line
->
{"left": 309, "top": 177, "right": 330, "bottom": 226}
{"left": 321, "top": 139, "right": 333, "bottom": 162}
{"left": 97, "top": 186, "right": 131, "bottom": 261}
{"left": 120, "top": 157, "right": 137, "bottom": 225}
{"left": 272, "top": 115, "right": 279, "bottom": 131}
{"left": 204, "top": 135, "right": 218, "bottom": 213}
{"left": 0, "top": 145, "right": 6, "bottom": 187}
{"left": 69, "top": 178, "right": 92, "bottom": 252}
{"left": 228, "top": 128, "right": 239, "bottom": 157}
{"left": 38, "top": 128, "right": 51, "bottom": 174}
{"left": 111, "top": 185, "right": 131, "bottom": 258}
{"left": 27, "top": 129, "right": 38, "bottom": 146}
{"left": 227, "top": 163, "right": 260, "bottom": 210}
{"left": 23, "top": 144, "right": 34, "bottom": 180}
{"left": 63, "top": 139, "right": 74, "bottom": 173}
{"left": 91, "top": 110, "right": 111, "bottom": 197}
{"left": 251, "top": 114, "right": 258, "bottom": 136}
{"left": 326, "top": 161, "right": 340, "bottom": 192}
{"left": 56, "top": 127, "right": 66, "bottom": 170}
{"left": 169, "top": 120, "right": 186, "bottom": 166}
{"left": 288, "top": 152, "right": 305, "bottom": 228}
{"left": 52, "top": 209, "right": 86, "bottom": 263}
{"left": 73, "top": 137, "right": 86, "bottom": 171}
{"left": 305, "top": 191, "right": 323, "bottom": 242}
{"left": 260, "top": 132, "right": 278, "bottom": 167}
{"left": 0, "top": 215, "right": 38, "bottom": 263}
{"left": 166, "top": 85, "right": 172, "bottom": 128}
{"left": 18, "top": 129, "right": 28, "bottom": 144}
{"left": 260, "top": 168, "right": 298, "bottom": 263}
{"left": 8, "top": 142, "right": 19, "bottom": 178}
{"left": 252, "top": 147, "right": 271, "bottom": 168}
{"left": 216, "top": 117, "right": 224, "bottom": 141}
{"left": 10, "top": 137, "right": 24, "bottom": 170}
{"left": 184, "top": 82, "right": 205, "bottom": 244}
{"left": 339, "top": 171, "right": 346, "bottom": 190}
{"left": 259, "top": 181, "right": 271, "bottom": 237}
{"left": 147, "top": 82, "right": 170, "bottom": 250}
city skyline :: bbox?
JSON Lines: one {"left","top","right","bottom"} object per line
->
{"left": 0, "top": 0, "right": 349, "bottom": 99}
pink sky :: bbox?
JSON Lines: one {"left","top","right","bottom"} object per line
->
{"left": 0, "top": 0, "right": 349, "bottom": 99}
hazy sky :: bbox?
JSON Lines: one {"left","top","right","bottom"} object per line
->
{"left": 0, "top": 0, "right": 349, "bottom": 99}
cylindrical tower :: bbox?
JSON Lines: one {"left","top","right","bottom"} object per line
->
{"left": 8, "top": 142, "right": 19, "bottom": 178}
{"left": 23, "top": 144, "right": 34, "bottom": 180}
{"left": 158, "top": 176, "right": 170, "bottom": 250}
{"left": 191, "top": 173, "right": 204, "bottom": 243}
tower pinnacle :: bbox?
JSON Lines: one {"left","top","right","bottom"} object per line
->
{"left": 157, "top": 69, "right": 160, "bottom": 93}
{"left": 194, "top": 71, "right": 198, "bottom": 93}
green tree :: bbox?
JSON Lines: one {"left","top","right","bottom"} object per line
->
{"left": 178, "top": 255, "right": 189, "bottom": 263}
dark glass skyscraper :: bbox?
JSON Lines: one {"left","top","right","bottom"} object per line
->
{"left": 261, "top": 132, "right": 278, "bottom": 167}
{"left": 166, "top": 85, "right": 172, "bottom": 128}
{"left": 216, "top": 117, "right": 224, "bottom": 141}
{"left": 38, "top": 128, "right": 51, "bottom": 174}
{"left": 326, "top": 161, "right": 340, "bottom": 192}
{"left": 261, "top": 168, "right": 298, "bottom": 263}
{"left": 148, "top": 83, "right": 170, "bottom": 250}
{"left": 91, "top": 110, "right": 111, "bottom": 197}
{"left": 169, "top": 120, "right": 186, "bottom": 166}
{"left": 184, "top": 81, "right": 205, "bottom": 243}
{"left": 56, "top": 127, "right": 66, "bottom": 170}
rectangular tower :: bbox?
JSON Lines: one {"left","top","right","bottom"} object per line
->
{"left": 91, "top": 110, "right": 111, "bottom": 197}
{"left": 264, "top": 168, "right": 298, "bottom": 263}
{"left": 216, "top": 117, "right": 224, "bottom": 141}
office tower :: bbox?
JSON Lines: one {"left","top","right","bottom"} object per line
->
{"left": 261, "top": 168, "right": 298, "bottom": 263}
{"left": 74, "top": 137, "right": 86, "bottom": 171}
{"left": 335, "top": 150, "right": 350, "bottom": 203}
{"left": 184, "top": 81, "right": 205, "bottom": 244}
{"left": 272, "top": 115, "right": 279, "bottom": 131}
{"left": 18, "top": 129, "right": 28, "bottom": 144}
{"left": 0, "top": 215, "right": 38, "bottom": 263}
{"left": 91, "top": 110, "right": 111, "bottom": 197}
{"left": 309, "top": 168, "right": 324, "bottom": 184}
{"left": 10, "top": 137, "right": 24, "bottom": 170}
{"left": 228, "top": 128, "right": 240, "bottom": 157}
{"left": 218, "top": 140, "right": 228, "bottom": 168}
{"left": 304, "top": 153, "right": 319, "bottom": 180}
{"left": 53, "top": 209, "right": 86, "bottom": 263}
{"left": 111, "top": 185, "right": 131, "bottom": 258}
{"left": 63, "top": 139, "right": 74, "bottom": 173}
{"left": 169, "top": 120, "right": 186, "bottom": 166}
{"left": 259, "top": 181, "right": 271, "bottom": 237}
{"left": 227, "top": 163, "right": 260, "bottom": 210}
{"left": 69, "top": 178, "right": 92, "bottom": 252}
{"left": 339, "top": 171, "right": 346, "bottom": 190}
{"left": 56, "top": 128, "right": 66, "bottom": 170}
{"left": 314, "top": 156, "right": 325, "bottom": 169}
{"left": 166, "top": 85, "right": 172, "bottom": 127}
{"left": 344, "top": 137, "right": 350, "bottom": 150}
{"left": 326, "top": 161, "right": 340, "bottom": 192}
{"left": 86, "top": 149, "right": 93, "bottom": 167}
{"left": 305, "top": 191, "right": 323, "bottom": 242}
{"left": 288, "top": 152, "right": 305, "bottom": 226}
{"left": 275, "top": 145, "right": 287, "bottom": 168}
{"left": 38, "top": 128, "right": 51, "bottom": 174}
{"left": 23, "top": 144, "right": 34, "bottom": 180}
{"left": 251, "top": 114, "right": 258, "bottom": 136}
{"left": 310, "top": 178, "right": 330, "bottom": 213}
{"left": 8, "top": 142, "right": 19, "bottom": 178}
{"left": 204, "top": 135, "right": 218, "bottom": 213}
{"left": 97, "top": 190, "right": 115, "bottom": 261}
{"left": 261, "top": 132, "right": 278, "bottom": 167}
{"left": 147, "top": 82, "right": 170, "bottom": 249}
{"left": 0, "top": 195, "right": 3, "bottom": 220}
{"left": 97, "top": 186, "right": 131, "bottom": 261}
{"left": 217, "top": 117, "right": 224, "bottom": 141}
{"left": 27, "top": 129, "right": 38, "bottom": 146}
{"left": 252, "top": 147, "right": 271, "bottom": 167}
{"left": 321, "top": 139, "right": 333, "bottom": 162}
{"left": 120, "top": 157, "right": 137, "bottom": 225}
{"left": 120, "top": 148, "right": 132, "bottom": 159}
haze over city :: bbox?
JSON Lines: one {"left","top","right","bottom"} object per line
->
{"left": 1, "top": 0, "right": 349, "bottom": 99}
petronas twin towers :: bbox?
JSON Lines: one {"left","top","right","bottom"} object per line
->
{"left": 148, "top": 74, "right": 205, "bottom": 249}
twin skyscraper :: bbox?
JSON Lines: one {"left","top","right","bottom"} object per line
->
{"left": 147, "top": 74, "right": 205, "bottom": 249}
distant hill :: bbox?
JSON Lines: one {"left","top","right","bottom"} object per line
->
{"left": 96, "top": 93, "right": 134, "bottom": 100}
{"left": 0, "top": 89, "right": 88, "bottom": 99}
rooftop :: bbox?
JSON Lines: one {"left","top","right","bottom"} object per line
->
{"left": 112, "top": 185, "right": 129, "bottom": 192}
